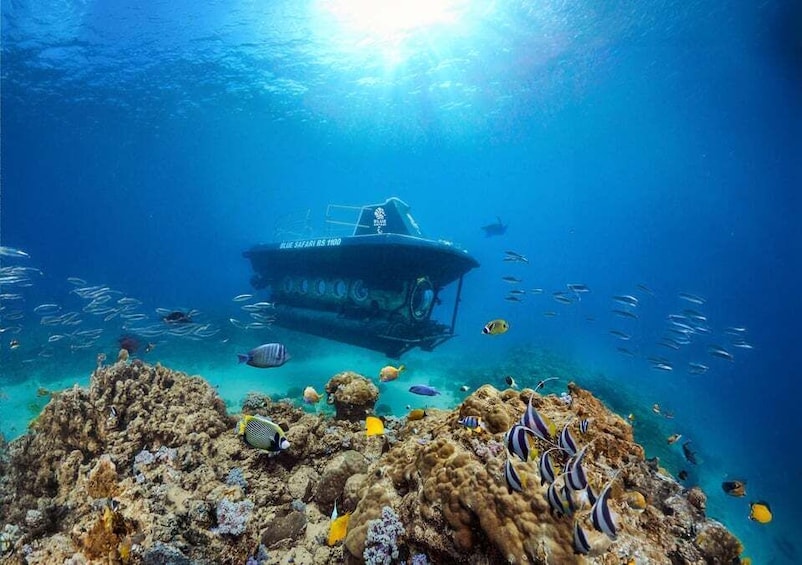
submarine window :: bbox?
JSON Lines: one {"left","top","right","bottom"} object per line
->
{"left": 314, "top": 279, "right": 327, "bottom": 295}
{"left": 350, "top": 279, "right": 369, "bottom": 303}
{"left": 282, "top": 277, "right": 294, "bottom": 294}
{"left": 332, "top": 279, "right": 348, "bottom": 299}
{"left": 299, "top": 279, "right": 310, "bottom": 294}
{"left": 410, "top": 277, "right": 435, "bottom": 321}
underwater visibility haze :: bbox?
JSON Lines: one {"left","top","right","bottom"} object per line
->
{"left": 1, "top": 0, "right": 801, "bottom": 563}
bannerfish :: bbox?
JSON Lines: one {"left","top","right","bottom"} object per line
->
{"left": 9, "top": 339, "right": 20, "bottom": 350}
{"left": 590, "top": 477, "right": 619, "bottom": 540}
{"left": 748, "top": 501, "right": 772, "bottom": 524}
{"left": 303, "top": 386, "right": 320, "bottom": 404}
{"left": 573, "top": 519, "right": 592, "bottom": 555}
{"left": 483, "top": 319, "right": 509, "bottom": 335}
{"left": 678, "top": 470, "right": 688, "bottom": 481}
{"left": 538, "top": 449, "right": 557, "bottom": 485}
{"left": 460, "top": 385, "right": 470, "bottom": 392}
{"left": 505, "top": 424, "right": 537, "bottom": 462}
{"left": 379, "top": 364, "right": 405, "bottom": 382}
{"left": 365, "top": 416, "right": 385, "bottom": 437}
{"left": 504, "top": 457, "right": 525, "bottom": 493}
{"left": 558, "top": 423, "right": 578, "bottom": 457}
{"left": 722, "top": 480, "right": 746, "bottom": 497}
{"left": 237, "top": 343, "right": 290, "bottom": 368}
{"left": 519, "top": 394, "right": 555, "bottom": 441}
{"left": 667, "top": 433, "right": 682, "bottom": 445}
{"left": 534, "top": 377, "right": 558, "bottom": 392}
{"left": 578, "top": 419, "right": 590, "bottom": 434}
{"left": 409, "top": 385, "right": 440, "bottom": 396}
{"left": 481, "top": 217, "right": 507, "bottom": 237}
{"left": 505, "top": 375, "right": 518, "bottom": 389}
{"left": 237, "top": 414, "right": 290, "bottom": 453}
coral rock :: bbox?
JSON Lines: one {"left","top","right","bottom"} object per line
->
{"left": 316, "top": 450, "right": 368, "bottom": 508}
{"left": 324, "top": 371, "right": 378, "bottom": 421}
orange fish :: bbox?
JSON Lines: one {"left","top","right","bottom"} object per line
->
{"left": 379, "top": 364, "right": 405, "bottom": 382}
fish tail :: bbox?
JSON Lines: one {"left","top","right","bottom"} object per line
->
{"left": 398, "top": 365, "right": 405, "bottom": 373}
{"left": 237, "top": 354, "right": 250, "bottom": 364}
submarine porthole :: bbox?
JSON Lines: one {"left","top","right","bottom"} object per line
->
{"left": 350, "top": 279, "right": 369, "bottom": 303}
{"left": 299, "top": 278, "right": 310, "bottom": 294}
{"left": 314, "top": 279, "right": 327, "bottom": 295}
{"left": 410, "top": 277, "right": 435, "bottom": 321}
{"left": 332, "top": 279, "right": 348, "bottom": 299}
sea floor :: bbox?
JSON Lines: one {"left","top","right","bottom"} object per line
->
{"left": 0, "top": 337, "right": 796, "bottom": 565}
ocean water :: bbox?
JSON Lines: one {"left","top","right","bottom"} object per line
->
{"left": 1, "top": 0, "right": 800, "bottom": 563}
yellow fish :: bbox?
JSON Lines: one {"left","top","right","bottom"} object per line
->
{"left": 303, "top": 386, "right": 320, "bottom": 404}
{"left": 482, "top": 319, "right": 509, "bottom": 335}
{"left": 379, "top": 364, "right": 405, "bottom": 382}
{"left": 366, "top": 416, "right": 385, "bottom": 437}
{"left": 407, "top": 409, "right": 426, "bottom": 421}
{"left": 748, "top": 501, "right": 772, "bottom": 524}
{"left": 327, "top": 513, "right": 351, "bottom": 546}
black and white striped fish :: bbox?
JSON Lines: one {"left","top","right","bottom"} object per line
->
{"left": 558, "top": 423, "right": 578, "bottom": 457}
{"left": 546, "top": 481, "right": 569, "bottom": 517}
{"left": 519, "top": 395, "right": 554, "bottom": 441}
{"left": 578, "top": 419, "right": 590, "bottom": 434}
{"left": 590, "top": 478, "right": 618, "bottom": 540}
{"left": 504, "top": 457, "right": 525, "bottom": 493}
{"left": 573, "top": 519, "right": 592, "bottom": 555}
{"left": 237, "top": 342, "right": 291, "bottom": 368}
{"left": 237, "top": 414, "right": 290, "bottom": 453}
{"left": 505, "top": 424, "right": 536, "bottom": 462}
{"left": 564, "top": 445, "right": 589, "bottom": 491}
{"left": 585, "top": 483, "right": 598, "bottom": 506}
{"left": 538, "top": 449, "right": 557, "bottom": 485}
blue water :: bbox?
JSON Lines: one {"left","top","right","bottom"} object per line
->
{"left": 2, "top": 0, "right": 800, "bottom": 563}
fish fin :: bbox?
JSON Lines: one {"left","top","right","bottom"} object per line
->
{"left": 398, "top": 364, "right": 405, "bottom": 373}
{"left": 237, "top": 354, "right": 250, "bottom": 364}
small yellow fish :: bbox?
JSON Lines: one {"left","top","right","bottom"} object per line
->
{"left": 327, "top": 513, "right": 351, "bottom": 545}
{"left": 407, "top": 409, "right": 426, "bottom": 421}
{"left": 627, "top": 413, "right": 635, "bottom": 423}
{"left": 379, "top": 364, "right": 405, "bottom": 382}
{"left": 366, "top": 416, "right": 385, "bottom": 437}
{"left": 748, "top": 501, "right": 772, "bottom": 524}
{"left": 667, "top": 433, "right": 682, "bottom": 445}
{"left": 482, "top": 319, "right": 509, "bottom": 335}
{"left": 303, "top": 386, "right": 321, "bottom": 404}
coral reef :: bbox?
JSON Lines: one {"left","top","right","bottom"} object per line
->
{"left": 0, "top": 363, "right": 745, "bottom": 565}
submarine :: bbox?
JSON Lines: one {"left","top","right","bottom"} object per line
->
{"left": 243, "top": 197, "right": 479, "bottom": 358}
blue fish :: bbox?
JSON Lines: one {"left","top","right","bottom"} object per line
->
{"left": 409, "top": 385, "right": 440, "bottom": 396}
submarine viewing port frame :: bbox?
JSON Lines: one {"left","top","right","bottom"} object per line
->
{"left": 243, "top": 197, "right": 480, "bottom": 358}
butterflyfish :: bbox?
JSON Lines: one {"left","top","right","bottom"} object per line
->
{"left": 327, "top": 512, "right": 351, "bottom": 546}
{"left": 722, "top": 480, "right": 746, "bottom": 497}
{"left": 748, "top": 501, "right": 772, "bottom": 524}
{"left": 365, "top": 416, "right": 385, "bottom": 437}
{"left": 482, "top": 319, "right": 509, "bottom": 335}
{"left": 407, "top": 409, "right": 426, "bottom": 421}
{"left": 237, "top": 414, "right": 290, "bottom": 453}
